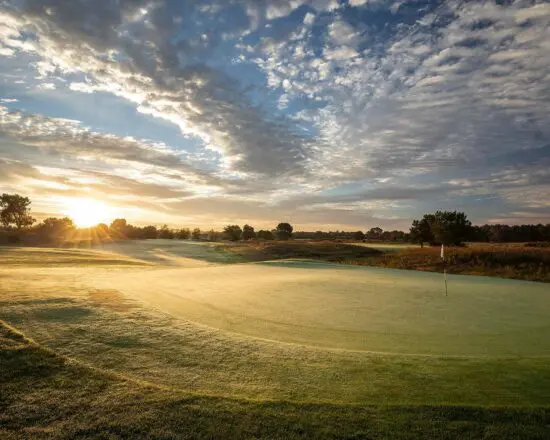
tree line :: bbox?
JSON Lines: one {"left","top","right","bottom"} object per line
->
{"left": 1, "top": 194, "right": 550, "bottom": 245}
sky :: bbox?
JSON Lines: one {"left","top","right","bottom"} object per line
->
{"left": 1, "top": 0, "right": 549, "bottom": 231}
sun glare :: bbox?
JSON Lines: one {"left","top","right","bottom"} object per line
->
{"left": 63, "top": 198, "right": 114, "bottom": 228}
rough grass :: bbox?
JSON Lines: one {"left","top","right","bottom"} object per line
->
{"left": 362, "top": 245, "right": 550, "bottom": 282}
{"left": 225, "top": 241, "right": 383, "bottom": 262}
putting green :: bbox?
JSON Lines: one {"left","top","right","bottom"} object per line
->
{"left": 95, "top": 260, "right": 550, "bottom": 357}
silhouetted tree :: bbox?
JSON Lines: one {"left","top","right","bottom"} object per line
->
{"left": 409, "top": 217, "right": 434, "bottom": 247}
{"left": 35, "top": 217, "right": 75, "bottom": 242}
{"left": 366, "top": 227, "right": 383, "bottom": 240}
{"left": 141, "top": 225, "right": 158, "bottom": 239}
{"left": 177, "top": 228, "right": 191, "bottom": 240}
{"left": 158, "top": 224, "right": 175, "bottom": 239}
{"left": 409, "top": 211, "right": 472, "bottom": 246}
{"left": 242, "top": 224, "right": 256, "bottom": 240}
{"left": 191, "top": 227, "right": 201, "bottom": 240}
{"left": 275, "top": 222, "right": 293, "bottom": 240}
{"left": 207, "top": 229, "right": 219, "bottom": 241}
{"left": 0, "top": 193, "right": 35, "bottom": 229}
{"left": 223, "top": 225, "right": 242, "bottom": 241}
{"left": 257, "top": 230, "right": 274, "bottom": 240}
{"left": 353, "top": 231, "right": 365, "bottom": 240}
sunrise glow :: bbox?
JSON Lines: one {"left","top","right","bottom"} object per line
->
{"left": 63, "top": 198, "right": 114, "bottom": 228}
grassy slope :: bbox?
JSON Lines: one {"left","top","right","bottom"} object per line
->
{"left": 2, "top": 321, "right": 550, "bottom": 440}
{"left": 2, "top": 245, "right": 550, "bottom": 438}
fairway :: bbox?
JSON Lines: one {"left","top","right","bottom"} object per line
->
{"left": 95, "top": 260, "right": 550, "bottom": 356}
{"left": 2, "top": 244, "right": 550, "bottom": 439}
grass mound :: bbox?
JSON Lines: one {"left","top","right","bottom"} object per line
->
{"left": 2, "top": 320, "right": 550, "bottom": 440}
{"left": 227, "top": 241, "right": 383, "bottom": 262}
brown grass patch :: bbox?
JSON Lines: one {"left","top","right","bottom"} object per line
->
{"left": 88, "top": 289, "right": 136, "bottom": 312}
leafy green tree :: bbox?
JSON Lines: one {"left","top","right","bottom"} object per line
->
{"left": 275, "top": 222, "right": 293, "bottom": 240}
{"left": 410, "top": 211, "right": 472, "bottom": 246}
{"left": 257, "top": 230, "right": 274, "bottom": 240}
{"left": 409, "top": 216, "right": 434, "bottom": 247}
{"left": 0, "top": 193, "right": 35, "bottom": 229}
{"left": 431, "top": 210, "right": 472, "bottom": 246}
{"left": 191, "top": 227, "right": 201, "bottom": 240}
{"left": 242, "top": 224, "right": 256, "bottom": 240}
{"left": 223, "top": 225, "right": 242, "bottom": 241}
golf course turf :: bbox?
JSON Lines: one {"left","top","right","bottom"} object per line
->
{"left": 1, "top": 242, "right": 550, "bottom": 438}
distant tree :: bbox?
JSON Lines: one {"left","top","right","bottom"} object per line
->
{"left": 223, "top": 225, "right": 242, "bottom": 241}
{"left": 158, "top": 224, "right": 174, "bottom": 239}
{"left": 409, "top": 216, "right": 434, "bottom": 247}
{"left": 177, "top": 228, "right": 191, "bottom": 240}
{"left": 257, "top": 230, "right": 274, "bottom": 240}
{"left": 110, "top": 218, "right": 127, "bottom": 231}
{"left": 353, "top": 231, "right": 365, "bottom": 241}
{"left": 275, "top": 222, "right": 293, "bottom": 240}
{"left": 366, "top": 227, "right": 383, "bottom": 240}
{"left": 431, "top": 210, "right": 472, "bottom": 246}
{"left": 35, "top": 217, "right": 75, "bottom": 241}
{"left": 242, "top": 224, "right": 256, "bottom": 240}
{"left": 207, "top": 229, "right": 219, "bottom": 241}
{"left": 191, "top": 227, "right": 201, "bottom": 240}
{"left": 409, "top": 211, "right": 472, "bottom": 246}
{"left": 0, "top": 193, "right": 35, "bottom": 229}
{"left": 141, "top": 225, "right": 158, "bottom": 239}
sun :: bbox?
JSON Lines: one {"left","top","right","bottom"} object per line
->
{"left": 63, "top": 198, "right": 114, "bottom": 228}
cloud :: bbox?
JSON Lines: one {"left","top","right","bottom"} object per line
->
{"left": 1, "top": 0, "right": 549, "bottom": 227}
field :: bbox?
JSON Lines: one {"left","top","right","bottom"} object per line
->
{"left": 1, "top": 241, "right": 550, "bottom": 439}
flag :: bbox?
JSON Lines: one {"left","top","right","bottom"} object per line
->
{"left": 440, "top": 244, "right": 445, "bottom": 260}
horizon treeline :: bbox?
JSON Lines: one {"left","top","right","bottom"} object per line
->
{"left": 2, "top": 193, "right": 550, "bottom": 245}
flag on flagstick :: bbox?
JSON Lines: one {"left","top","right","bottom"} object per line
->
{"left": 441, "top": 244, "right": 448, "bottom": 296}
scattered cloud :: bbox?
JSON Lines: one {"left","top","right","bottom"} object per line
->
{"left": 0, "top": 0, "right": 549, "bottom": 228}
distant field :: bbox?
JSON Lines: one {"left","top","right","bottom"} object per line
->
{"left": 1, "top": 243, "right": 550, "bottom": 438}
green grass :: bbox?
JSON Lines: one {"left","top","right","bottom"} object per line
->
{"left": 2, "top": 245, "right": 550, "bottom": 438}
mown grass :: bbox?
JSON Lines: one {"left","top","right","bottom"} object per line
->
{"left": 2, "top": 245, "right": 550, "bottom": 438}
{"left": 2, "top": 320, "right": 550, "bottom": 440}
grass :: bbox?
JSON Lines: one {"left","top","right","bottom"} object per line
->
{"left": 361, "top": 244, "right": 550, "bottom": 282}
{"left": 3, "top": 321, "right": 549, "bottom": 440}
{"left": 2, "top": 244, "right": 550, "bottom": 438}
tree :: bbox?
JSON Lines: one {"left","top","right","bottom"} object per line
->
{"left": 366, "top": 227, "right": 383, "bottom": 240}
{"left": 431, "top": 210, "right": 472, "bottom": 246}
{"left": 141, "top": 225, "right": 158, "bottom": 239}
{"left": 110, "top": 218, "right": 127, "bottom": 231}
{"left": 242, "top": 224, "right": 256, "bottom": 240}
{"left": 409, "top": 211, "right": 472, "bottom": 246}
{"left": 223, "top": 225, "right": 242, "bottom": 241}
{"left": 207, "top": 229, "right": 219, "bottom": 241}
{"left": 353, "top": 231, "right": 365, "bottom": 241}
{"left": 177, "top": 228, "right": 190, "bottom": 240}
{"left": 0, "top": 194, "right": 35, "bottom": 229}
{"left": 275, "top": 222, "right": 293, "bottom": 240}
{"left": 158, "top": 224, "right": 174, "bottom": 239}
{"left": 409, "top": 217, "right": 434, "bottom": 247}
{"left": 35, "top": 217, "right": 75, "bottom": 242}
{"left": 191, "top": 227, "right": 201, "bottom": 240}
{"left": 257, "top": 230, "right": 274, "bottom": 240}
